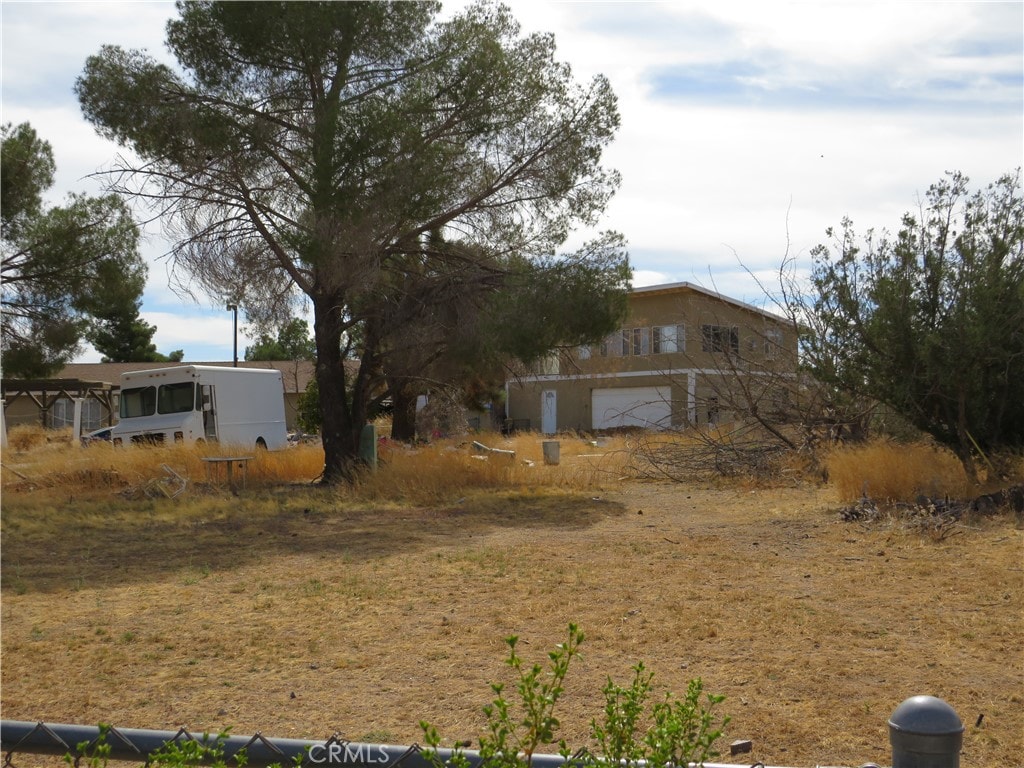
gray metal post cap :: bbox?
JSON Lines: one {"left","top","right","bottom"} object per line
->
{"left": 889, "top": 696, "right": 964, "bottom": 758}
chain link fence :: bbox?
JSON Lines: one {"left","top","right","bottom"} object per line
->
{"left": 1, "top": 720, "right": 856, "bottom": 768}
{"left": 2, "top": 696, "right": 966, "bottom": 768}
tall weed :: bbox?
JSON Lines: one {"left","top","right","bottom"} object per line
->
{"left": 826, "top": 440, "right": 969, "bottom": 502}
{"left": 5, "top": 424, "right": 57, "bottom": 451}
{"left": 353, "top": 434, "right": 628, "bottom": 504}
{"left": 2, "top": 432, "right": 629, "bottom": 503}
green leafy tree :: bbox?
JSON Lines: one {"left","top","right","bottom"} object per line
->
{"left": 1, "top": 122, "right": 145, "bottom": 377}
{"left": 807, "top": 170, "right": 1024, "bottom": 479}
{"left": 380, "top": 231, "right": 630, "bottom": 440}
{"left": 76, "top": 1, "right": 623, "bottom": 482}
{"left": 89, "top": 299, "right": 184, "bottom": 362}
{"left": 244, "top": 318, "right": 316, "bottom": 361}
{"left": 296, "top": 377, "right": 322, "bottom": 435}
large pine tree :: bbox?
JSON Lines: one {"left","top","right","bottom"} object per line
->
{"left": 76, "top": 2, "right": 628, "bottom": 481}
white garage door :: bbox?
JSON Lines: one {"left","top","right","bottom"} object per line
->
{"left": 592, "top": 387, "right": 672, "bottom": 430}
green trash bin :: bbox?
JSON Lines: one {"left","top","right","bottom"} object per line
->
{"left": 359, "top": 423, "right": 378, "bottom": 470}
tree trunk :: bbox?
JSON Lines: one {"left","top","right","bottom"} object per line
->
{"left": 313, "top": 293, "right": 361, "bottom": 484}
{"left": 956, "top": 388, "right": 979, "bottom": 485}
{"left": 389, "top": 383, "right": 418, "bottom": 441}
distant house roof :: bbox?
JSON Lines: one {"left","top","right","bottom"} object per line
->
{"left": 56, "top": 360, "right": 317, "bottom": 394}
{"left": 632, "top": 281, "right": 786, "bottom": 322}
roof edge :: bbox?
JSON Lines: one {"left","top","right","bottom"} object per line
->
{"left": 631, "top": 281, "right": 786, "bottom": 321}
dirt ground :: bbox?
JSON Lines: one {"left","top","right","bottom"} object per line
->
{"left": 2, "top": 481, "right": 1022, "bottom": 768}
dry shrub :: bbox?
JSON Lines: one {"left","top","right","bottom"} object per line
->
{"left": 990, "top": 449, "right": 1024, "bottom": 486}
{"left": 413, "top": 392, "right": 469, "bottom": 440}
{"left": 4, "top": 424, "right": 51, "bottom": 452}
{"left": 826, "top": 440, "right": 969, "bottom": 502}
{"left": 353, "top": 433, "right": 630, "bottom": 505}
{"left": 627, "top": 424, "right": 800, "bottom": 483}
{"left": 242, "top": 443, "right": 325, "bottom": 485}
{"left": 1, "top": 432, "right": 629, "bottom": 502}
{"left": 1, "top": 439, "right": 326, "bottom": 493}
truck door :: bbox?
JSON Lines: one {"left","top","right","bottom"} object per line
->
{"left": 201, "top": 385, "right": 218, "bottom": 441}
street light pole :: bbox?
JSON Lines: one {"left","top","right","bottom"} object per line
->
{"left": 226, "top": 302, "right": 238, "bottom": 367}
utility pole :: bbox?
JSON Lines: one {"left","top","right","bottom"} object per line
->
{"left": 226, "top": 301, "right": 238, "bottom": 367}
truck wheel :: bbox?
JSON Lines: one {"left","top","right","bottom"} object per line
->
{"left": 256, "top": 437, "right": 268, "bottom": 450}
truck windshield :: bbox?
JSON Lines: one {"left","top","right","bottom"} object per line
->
{"left": 120, "top": 386, "right": 156, "bottom": 418}
{"left": 158, "top": 382, "right": 196, "bottom": 414}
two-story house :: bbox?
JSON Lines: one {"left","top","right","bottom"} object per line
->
{"left": 504, "top": 281, "right": 797, "bottom": 434}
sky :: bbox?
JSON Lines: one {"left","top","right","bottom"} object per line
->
{"left": 2, "top": 0, "right": 1022, "bottom": 363}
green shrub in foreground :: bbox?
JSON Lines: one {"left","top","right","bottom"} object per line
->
{"left": 421, "top": 624, "right": 729, "bottom": 768}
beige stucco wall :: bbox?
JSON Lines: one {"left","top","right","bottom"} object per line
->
{"left": 573, "top": 288, "right": 796, "bottom": 375}
{"left": 2, "top": 395, "right": 45, "bottom": 429}
{"left": 506, "top": 374, "right": 690, "bottom": 433}
{"left": 505, "top": 285, "right": 797, "bottom": 433}
{"left": 506, "top": 371, "right": 752, "bottom": 433}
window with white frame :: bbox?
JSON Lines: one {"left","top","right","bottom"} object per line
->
{"left": 701, "top": 324, "right": 739, "bottom": 354}
{"left": 653, "top": 324, "right": 685, "bottom": 354}
{"left": 578, "top": 344, "right": 592, "bottom": 360}
{"left": 765, "top": 328, "right": 783, "bottom": 358}
{"left": 602, "top": 327, "right": 683, "bottom": 356}
{"left": 631, "top": 327, "right": 650, "bottom": 356}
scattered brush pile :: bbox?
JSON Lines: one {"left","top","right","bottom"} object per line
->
{"left": 828, "top": 439, "right": 1023, "bottom": 535}
{"left": 838, "top": 485, "right": 1024, "bottom": 539}
{"left": 628, "top": 422, "right": 803, "bottom": 482}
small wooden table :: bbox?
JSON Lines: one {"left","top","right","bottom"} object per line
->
{"left": 201, "top": 456, "right": 254, "bottom": 491}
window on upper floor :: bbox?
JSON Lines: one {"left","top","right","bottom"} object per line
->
{"left": 615, "top": 328, "right": 650, "bottom": 356}
{"left": 536, "top": 354, "right": 560, "bottom": 375}
{"left": 630, "top": 327, "right": 650, "bottom": 356}
{"left": 599, "top": 331, "right": 620, "bottom": 357}
{"left": 765, "top": 327, "right": 783, "bottom": 359}
{"left": 578, "top": 344, "right": 592, "bottom": 360}
{"left": 652, "top": 324, "right": 685, "bottom": 354}
{"left": 598, "top": 326, "right": 685, "bottom": 357}
{"left": 701, "top": 324, "right": 739, "bottom": 354}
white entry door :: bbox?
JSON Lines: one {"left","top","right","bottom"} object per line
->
{"left": 541, "top": 390, "right": 557, "bottom": 434}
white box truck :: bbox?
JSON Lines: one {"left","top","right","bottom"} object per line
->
{"left": 111, "top": 365, "right": 289, "bottom": 450}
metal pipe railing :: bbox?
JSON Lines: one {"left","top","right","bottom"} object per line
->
{"left": 0, "top": 696, "right": 964, "bottom": 768}
{"left": 0, "top": 721, "right": 794, "bottom": 768}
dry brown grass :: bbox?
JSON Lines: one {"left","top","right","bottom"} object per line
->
{"left": 2, "top": 434, "right": 1022, "bottom": 768}
{"left": 825, "top": 440, "right": 972, "bottom": 502}
{"left": 1, "top": 432, "right": 631, "bottom": 503}
{"left": 357, "top": 434, "right": 630, "bottom": 503}
{"left": 4, "top": 424, "right": 53, "bottom": 452}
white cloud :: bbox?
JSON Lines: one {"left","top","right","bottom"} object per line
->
{"left": 3, "top": 1, "right": 1020, "bottom": 365}
{"left": 631, "top": 269, "right": 673, "bottom": 288}
{"left": 141, "top": 310, "right": 257, "bottom": 363}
